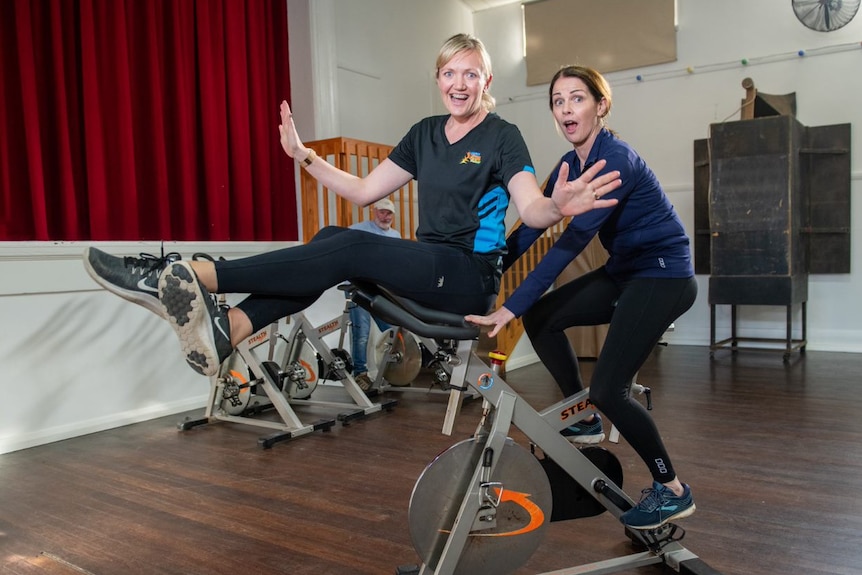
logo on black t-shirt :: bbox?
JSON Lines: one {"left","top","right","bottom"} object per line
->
{"left": 460, "top": 151, "right": 482, "bottom": 165}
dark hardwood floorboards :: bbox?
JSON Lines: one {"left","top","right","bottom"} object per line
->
{"left": 2, "top": 345, "right": 861, "bottom": 575}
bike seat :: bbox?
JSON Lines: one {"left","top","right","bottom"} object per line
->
{"left": 346, "top": 281, "right": 480, "bottom": 341}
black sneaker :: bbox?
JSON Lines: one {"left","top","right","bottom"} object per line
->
{"left": 158, "top": 261, "right": 232, "bottom": 376}
{"left": 83, "top": 246, "right": 181, "bottom": 319}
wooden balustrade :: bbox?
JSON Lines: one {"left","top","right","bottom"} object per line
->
{"left": 493, "top": 217, "right": 570, "bottom": 357}
{"left": 301, "top": 138, "right": 418, "bottom": 242}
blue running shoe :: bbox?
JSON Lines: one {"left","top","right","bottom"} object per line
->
{"left": 620, "top": 481, "right": 696, "bottom": 529}
{"left": 561, "top": 414, "right": 605, "bottom": 444}
{"left": 158, "top": 261, "right": 232, "bottom": 376}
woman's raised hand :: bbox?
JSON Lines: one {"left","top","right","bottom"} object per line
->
{"left": 278, "top": 100, "right": 304, "bottom": 159}
{"left": 552, "top": 159, "right": 621, "bottom": 217}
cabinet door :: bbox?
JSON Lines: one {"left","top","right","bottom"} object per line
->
{"left": 801, "top": 123, "right": 851, "bottom": 274}
{"left": 709, "top": 116, "right": 803, "bottom": 278}
{"left": 693, "top": 138, "right": 711, "bottom": 275}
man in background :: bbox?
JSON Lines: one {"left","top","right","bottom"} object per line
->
{"left": 348, "top": 198, "right": 401, "bottom": 390}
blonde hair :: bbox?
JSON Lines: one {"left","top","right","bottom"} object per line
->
{"left": 435, "top": 33, "right": 496, "bottom": 112}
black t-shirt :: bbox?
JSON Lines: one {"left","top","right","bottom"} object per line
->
{"left": 388, "top": 113, "right": 534, "bottom": 256}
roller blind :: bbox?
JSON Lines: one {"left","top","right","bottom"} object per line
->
{"left": 524, "top": 0, "right": 677, "bottom": 86}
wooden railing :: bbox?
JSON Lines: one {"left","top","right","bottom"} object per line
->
{"left": 300, "top": 137, "right": 564, "bottom": 357}
{"left": 493, "top": 217, "right": 570, "bottom": 357}
{"left": 300, "top": 138, "right": 418, "bottom": 242}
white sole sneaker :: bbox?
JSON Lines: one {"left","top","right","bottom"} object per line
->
{"left": 159, "top": 261, "right": 228, "bottom": 376}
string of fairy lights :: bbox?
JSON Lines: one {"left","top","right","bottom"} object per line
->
{"left": 626, "top": 40, "right": 861, "bottom": 85}
{"left": 502, "top": 40, "right": 862, "bottom": 104}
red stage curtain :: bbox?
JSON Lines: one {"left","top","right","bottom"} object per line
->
{"left": 0, "top": 0, "right": 296, "bottom": 241}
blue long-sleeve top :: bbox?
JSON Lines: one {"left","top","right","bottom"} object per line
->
{"left": 503, "top": 128, "right": 693, "bottom": 318}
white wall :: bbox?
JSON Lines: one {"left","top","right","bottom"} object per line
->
{"left": 289, "top": 0, "right": 474, "bottom": 145}
{"left": 335, "top": 0, "right": 471, "bottom": 142}
{"left": 4, "top": 0, "right": 860, "bottom": 454}
{"left": 473, "top": 0, "right": 862, "bottom": 357}
{"left": 0, "top": 241, "right": 298, "bottom": 455}
{"left": 310, "top": 0, "right": 862, "bottom": 362}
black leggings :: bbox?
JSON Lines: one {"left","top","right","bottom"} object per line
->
{"left": 215, "top": 226, "right": 498, "bottom": 332}
{"left": 522, "top": 268, "right": 697, "bottom": 483}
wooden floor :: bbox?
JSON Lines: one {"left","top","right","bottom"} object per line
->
{"left": 2, "top": 345, "right": 862, "bottom": 575}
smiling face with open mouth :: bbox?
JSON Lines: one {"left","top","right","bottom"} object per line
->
{"left": 551, "top": 76, "right": 607, "bottom": 154}
{"left": 436, "top": 49, "right": 491, "bottom": 122}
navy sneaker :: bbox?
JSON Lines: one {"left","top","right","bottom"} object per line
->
{"left": 158, "top": 261, "right": 232, "bottom": 376}
{"left": 83, "top": 246, "right": 181, "bottom": 319}
{"left": 620, "top": 481, "right": 696, "bottom": 529}
{"left": 561, "top": 414, "right": 605, "bottom": 444}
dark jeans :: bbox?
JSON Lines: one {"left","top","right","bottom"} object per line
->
{"left": 348, "top": 299, "right": 390, "bottom": 375}
{"left": 523, "top": 267, "right": 697, "bottom": 483}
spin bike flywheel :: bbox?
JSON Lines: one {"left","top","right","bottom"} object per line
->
{"left": 372, "top": 328, "right": 422, "bottom": 386}
{"left": 408, "top": 438, "right": 552, "bottom": 575}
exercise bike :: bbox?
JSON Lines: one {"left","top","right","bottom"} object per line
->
{"left": 178, "top": 289, "right": 397, "bottom": 448}
{"left": 368, "top": 325, "right": 479, "bottom": 401}
{"left": 349, "top": 281, "right": 723, "bottom": 575}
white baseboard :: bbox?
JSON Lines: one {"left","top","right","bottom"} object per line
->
{"left": 0, "top": 395, "right": 208, "bottom": 455}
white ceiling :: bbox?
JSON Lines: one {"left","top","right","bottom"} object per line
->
{"left": 459, "top": 0, "right": 521, "bottom": 13}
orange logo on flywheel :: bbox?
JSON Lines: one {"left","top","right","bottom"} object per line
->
{"left": 229, "top": 370, "right": 249, "bottom": 391}
{"left": 441, "top": 488, "right": 545, "bottom": 538}
{"left": 300, "top": 359, "right": 317, "bottom": 381}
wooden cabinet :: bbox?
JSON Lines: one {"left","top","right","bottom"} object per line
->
{"left": 693, "top": 116, "right": 851, "bottom": 360}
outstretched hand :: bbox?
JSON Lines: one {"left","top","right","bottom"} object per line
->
{"left": 278, "top": 100, "right": 305, "bottom": 159}
{"left": 552, "top": 159, "right": 621, "bottom": 217}
{"left": 465, "top": 306, "right": 516, "bottom": 338}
